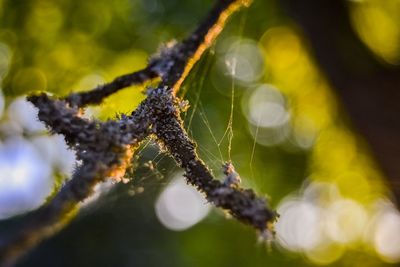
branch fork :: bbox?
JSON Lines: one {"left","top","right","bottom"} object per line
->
{"left": 0, "top": 1, "right": 276, "bottom": 266}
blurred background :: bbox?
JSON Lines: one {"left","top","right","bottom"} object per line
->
{"left": 0, "top": 0, "right": 400, "bottom": 266}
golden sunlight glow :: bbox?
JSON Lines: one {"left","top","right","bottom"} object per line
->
{"left": 258, "top": 25, "right": 391, "bottom": 263}
{"left": 349, "top": 0, "right": 400, "bottom": 64}
{"left": 173, "top": 0, "right": 251, "bottom": 94}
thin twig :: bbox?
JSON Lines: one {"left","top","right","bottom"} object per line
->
{"left": 65, "top": 66, "right": 159, "bottom": 107}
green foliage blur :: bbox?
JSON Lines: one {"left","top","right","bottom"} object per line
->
{"left": 1, "top": 0, "right": 400, "bottom": 266}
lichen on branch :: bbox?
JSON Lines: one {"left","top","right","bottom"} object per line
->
{"left": 0, "top": 0, "right": 276, "bottom": 266}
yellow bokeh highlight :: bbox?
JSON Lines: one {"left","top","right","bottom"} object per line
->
{"left": 89, "top": 51, "right": 149, "bottom": 119}
{"left": 305, "top": 243, "right": 344, "bottom": 265}
{"left": 25, "top": 1, "right": 63, "bottom": 44}
{"left": 47, "top": 43, "right": 77, "bottom": 70}
{"left": 349, "top": 1, "right": 400, "bottom": 65}
{"left": 12, "top": 67, "right": 47, "bottom": 94}
{"left": 70, "top": 2, "right": 112, "bottom": 36}
{"left": 313, "top": 128, "right": 357, "bottom": 176}
{"left": 260, "top": 27, "right": 336, "bottom": 132}
{"left": 261, "top": 27, "right": 302, "bottom": 71}
{"left": 260, "top": 25, "right": 389, "bottom": 263}
{"left": 99, "top": 85, "right": 146, "bottom": 120}
{"left": 33, "top": 32, "right": 105, "bottom": 94}
{"left": 260, "top": 25, "right": 385, "bottom": 200}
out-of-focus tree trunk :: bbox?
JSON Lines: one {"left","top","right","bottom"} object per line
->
{"left": 281, "top": 0, "right": 400, "bottom": 203}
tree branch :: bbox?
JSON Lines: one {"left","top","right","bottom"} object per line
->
{"left": 0, "top": 1, "right": 276, "bottom": 266}
{"left": 150, "top": 87, "right": 275, "bottom": 230}
{"left": 0, "top": 94, "right": 152, "bottom": 267}
{"left": 65, "top": 66, "right": 159, "bottom": 108}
